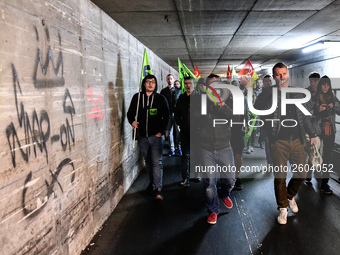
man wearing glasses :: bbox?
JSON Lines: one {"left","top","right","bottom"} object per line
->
{"left": 127, "top": 74, "right": 170, "bottom": 200}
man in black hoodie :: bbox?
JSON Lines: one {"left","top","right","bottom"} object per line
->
{"left": 127, "top": 74, "right": 170, "bottom": 200}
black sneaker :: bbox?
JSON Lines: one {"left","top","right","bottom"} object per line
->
{"left": 191, "top": 177, "right": 201, "bottom": 183}
{"left": 180, "top": 178, "right": 190, "bottom": 187}
{"left": 233, "top": 178, "right": 243, "bottom": 190}
{"left": 155, "top": 188, "right": 163, "bottom": 200}
{"left": 320, "top": 184, "right": 333, "bottom": 195}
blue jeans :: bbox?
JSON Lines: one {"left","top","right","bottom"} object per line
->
{"left": 168, "top": 115, "right": 180, "bottom": 151}
{"left": 139, "top": 135, "right": 164, "bottom": 190}
{"left": 181, "top": 134, "right": 190, "bottom": 179}
{"left": 201, "top": 146, "right": 235, "bottom": 214}
{"left": 247, "top": 129, "right": 256, "bottom": 147}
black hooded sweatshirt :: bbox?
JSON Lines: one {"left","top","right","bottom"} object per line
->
{"left": 127, "top": 82, "right": 170, "bottom": 138}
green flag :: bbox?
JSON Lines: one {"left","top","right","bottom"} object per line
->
{"left": 140, "top": 49, "right": 153, "bottom": 88}
{"left": 231, "top": 64, "right": 237, "bottom": 80}
{"left": 245, "top": 105, "right": 257, "bottom": 146}
{"left": 178, "top": 58, "right": 198, "bottom": 93}
{"left": 133, "top": 49, "right": 153, "bottom": 147}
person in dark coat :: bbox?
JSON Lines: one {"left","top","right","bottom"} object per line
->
{"left": 309, "top": 75, "right": 340, "bottom": 194}
{"left": 161, "top": 74, "right": 181, "bottom": 156}
{"left": 175, "top": 77, "right": 197, "bottom": 187}
{"left": 254, "top": 62, "right": 317, "bottom": 225}
{"left": 127, "top": 74, "right": 170, "bottom": 200}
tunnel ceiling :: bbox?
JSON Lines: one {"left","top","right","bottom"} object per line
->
{"left": 91, "top": 0, "right": 340, "bottom": 76}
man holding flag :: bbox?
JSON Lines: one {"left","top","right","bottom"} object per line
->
{"left": 127, "top": 75, "right": 169, "bottom": 200}
{"left": 127, "top": 50, "right": 170, "bottom": 200}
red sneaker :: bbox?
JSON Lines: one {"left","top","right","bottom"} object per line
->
{"left": 155, "top": 188, "right": 163, "bottom": 200}
{"left": 222, "top": 197, "right": 233, "bottom": 209}
{"left": 207, "top": 213, "right": 217, "bottom": 224}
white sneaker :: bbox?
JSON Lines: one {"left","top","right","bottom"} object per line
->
{"left": 250, "top": 146, "right": 254, "bottom": 152}
{"left": 277, "top": 208, "right": 288, "bottom": 225}
{"left": 288, "top": 197, "right": 299, "bottom": 213}
{"left": 246, "top": 146, "right": 252, "bottom": 154}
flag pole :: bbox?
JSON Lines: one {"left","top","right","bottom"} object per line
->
{"left": 132, "top": 90, "right": 140, "bottom": 149}
{"left": 133, "top": 49, "right": 152, "bottom": 148}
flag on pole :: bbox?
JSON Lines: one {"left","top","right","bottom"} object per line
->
{"left": 194, "top": 66, "right": 201, "bottom": 78}
{"left": 178, "top": 58, "right": 198, "bottom": 93}
{"left": 231, "top": 64, "right": 237, "bottom": 81}
{"left": 226, "top": 65, "right": 231, "bottom": 80}
{"left": 237, "top": 60, "right": 258, "bottom": 88}
{"left": 134, "top": 49, "right": 153, "bottom": 148}
{"left": 237, "top": 60, "right": 259, "bottom": 145}
{"left": 140, "top": 49, "right": 153, "bottom": 87}
{"left": 245, "top": 107, "right": 257, "bottom": 146}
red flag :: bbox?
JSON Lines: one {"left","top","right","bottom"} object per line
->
{"left": 237, "top": 60, "right": 257, "bottom": 88}
{"left": 226, "top": 65, "right": 231, "bottom": 79}
{"left": 193, "top": 66, "right": 201, "bottom": 78}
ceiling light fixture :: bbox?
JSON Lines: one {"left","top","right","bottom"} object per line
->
{"left": 302, "top": 40, "right": 340, "bottom": 53}
{"left": 302, "top": 41, "right": 325, "bottom": 53}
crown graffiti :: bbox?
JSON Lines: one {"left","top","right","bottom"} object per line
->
{"left": 32, "top": 27, "right": 64, "bottom": 88}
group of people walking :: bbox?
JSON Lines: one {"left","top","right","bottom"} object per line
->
{"left": 127, "top": 62, "right": 339, "bottom": 225}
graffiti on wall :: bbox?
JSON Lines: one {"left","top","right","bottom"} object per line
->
{"left": 4, "top": 25, "right": 76, "bottom": 218}
{"left": 33, "top": 26, "right": 65, "bottom": 88}
{"left": 6, "top": 64, "right": 51, "bottom": 168}
{"left": 6, "top": 66, "right": 75, "bottom": 167}
{"left": 88, "top": 87, "right": 103, "bottom": 119}
{"left": 22, "top": 158, "right": 75, "bottom": 217}
{"left": 50, "top": 88, "right": 75, "bottom": 152}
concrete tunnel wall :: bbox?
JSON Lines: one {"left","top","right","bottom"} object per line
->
{"left": 0, "top": 0, "right": 177, "bottom": 254}
{"left": 2, "top": 0, "right": 340, "bottom": 255}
